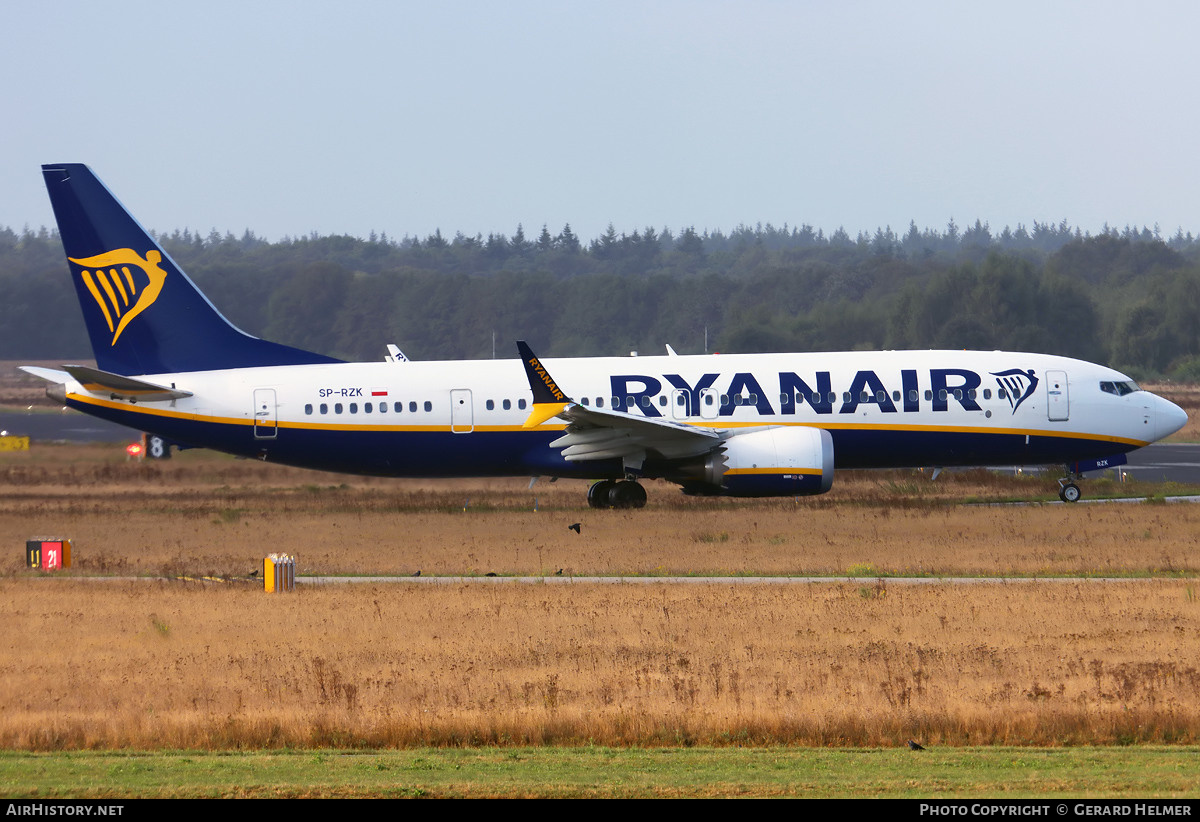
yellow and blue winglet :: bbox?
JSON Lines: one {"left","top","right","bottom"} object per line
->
{"left": 517, "top": 340, "right": 571, "bottom": 428}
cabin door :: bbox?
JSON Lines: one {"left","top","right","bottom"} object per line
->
{"left": 253, "top": 388, "right": 278, "bottom": 439}
{"left": 1046, "top": 370, "right": 1069, "bottom": 421}
{"left": 450, "top": 389, "right": 474, "bottom": 433}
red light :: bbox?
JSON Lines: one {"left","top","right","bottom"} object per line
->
{"left": 126, "top": 442, "right": 144, "bottom": 457}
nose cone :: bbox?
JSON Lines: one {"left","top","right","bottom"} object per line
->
{"left": 1152, "top": 394, "right": 1188, "bottom": 442}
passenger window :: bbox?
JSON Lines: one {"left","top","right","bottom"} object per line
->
{"left": 394, "top": 402, "right": 402, "bottom": 412}
{"left": 925, "top": 390, "right": 933, "bottom": 401}
{"left": 409, "top": 401, "right": 417, "bottom": 412}
{"left": 983, "top": 389, "right": 991, "bottom": 400}
{"left": 938, "top": 390, "right": 947, "bottom": 401}
{"left": 305, "top": 404, "right": 313, "bottom": 415}
{"left": 423, "top": 401, "right": 432, "bottom": 412}
{"left": 365, "top": 402, "right": 372, "bottom": 413}
{"left": 580, "top": 397, "right": 589, "bottom": 407}
{"left": 597, "top": 397, "right": 605, "bottom": 408}
{"left": 658, "top": 395, "right": 666, "bottom": 406}
{"left": 486, "top": 399, "right": 495, "bottom": 410}
{"left": 335, "top": 403, "right": 343, "bottom": 414}
{"left": 518, "top": 399, "right": 526, "bottom": 409}
{"left": 998, "top": 388, "right": 1007, "bottom": 400}
{"left": 320, "top": 403, "right": 328, "bottom": 414}
{"left": 349, "top": 403, "right": 357, "bottom": 413}
{"left": 892, "top": 391, "right": 900, "bottom": 402}
{"left": 908, "top": 390, "right": 917, "bottom": 403}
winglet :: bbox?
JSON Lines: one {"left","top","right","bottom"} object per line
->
{"left": 517, "top": 340, "right": 570, "bottom": 427}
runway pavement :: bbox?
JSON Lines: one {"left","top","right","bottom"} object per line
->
{"left": 0, "top": 408, "right": 139, "bottom": 444}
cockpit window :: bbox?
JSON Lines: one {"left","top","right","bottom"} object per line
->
{"left": 1100, "top": 380, "right": 1140, "bottom": 396}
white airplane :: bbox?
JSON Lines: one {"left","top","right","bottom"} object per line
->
{"left": 22, "top": 164, "right": 1188, "bottom": 508}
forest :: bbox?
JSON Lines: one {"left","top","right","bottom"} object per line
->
{"left": 2, "top": 218, "right": 1199, "bottom": 382}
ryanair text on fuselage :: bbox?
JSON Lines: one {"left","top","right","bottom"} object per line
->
{"left": 605, "top": 366, "right": 1037, "bottom": 417}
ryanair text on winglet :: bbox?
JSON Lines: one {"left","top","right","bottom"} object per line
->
{"left": 528, "top": 356, "right": 566, "bottom": 402}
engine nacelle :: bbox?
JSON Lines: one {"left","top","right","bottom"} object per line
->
{"left": 701, "top": 426, "right": 834, "bottom": 497}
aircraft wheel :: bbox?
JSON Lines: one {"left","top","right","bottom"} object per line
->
{"left": 1059, "top": 482, "right": 1081, "bottom": 503}
{"left": 608, "top": 480, "right": 647, "bottom": 509}
{"left": 588, "top": 480, "right": 617, "bottom": 509}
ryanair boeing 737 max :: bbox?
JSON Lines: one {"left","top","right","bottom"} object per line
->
{"left": 21, "top": 165, "right": 1188, "bottom": 508}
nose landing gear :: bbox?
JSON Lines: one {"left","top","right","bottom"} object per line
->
{"left": 1057, "top": 467, "right": 1083, "bottom": 503}
{"left": 1058, "top": 480, "right": 1081, "bottom": 503}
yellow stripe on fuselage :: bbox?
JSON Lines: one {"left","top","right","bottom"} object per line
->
{"left": 65, "top": 392, "right": 1150, "bottom": 446}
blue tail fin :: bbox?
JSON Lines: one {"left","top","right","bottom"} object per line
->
{"left": 42, "top": 164, "right": 343, "bottom": 375}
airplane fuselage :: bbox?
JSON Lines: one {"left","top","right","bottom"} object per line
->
{"left": 58, "top": 349, "right": 1177, "bottom": 481}
{"left": 32, "top": 164, "right": 1187, "bottom": 506}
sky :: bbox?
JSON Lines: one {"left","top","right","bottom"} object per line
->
{"left": 3, "top": 1, "right": 1200, "bottom": 244}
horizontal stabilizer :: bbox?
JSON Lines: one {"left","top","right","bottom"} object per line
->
{"left": 61, "top": 365, "right": 193, "bottom": 402}
{"left": 18, "top": 366, "right": 72, "bottom": 384}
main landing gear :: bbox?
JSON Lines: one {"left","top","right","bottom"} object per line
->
{"left": 587, "top": 479, "right": 648, "bottom": 509}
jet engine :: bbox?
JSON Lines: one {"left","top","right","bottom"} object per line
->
{"left": 693, "top": 426, "right": 834, "bottom": 497}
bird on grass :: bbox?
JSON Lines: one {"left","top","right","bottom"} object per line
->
{"left": 568, "top": 523, "right": 581, "bottom": 533}
{"left": 907, "top": 740, "right": 926, "bottom": 751}
{"left": 411, "top": 570, "right": 421, "bottom": 577}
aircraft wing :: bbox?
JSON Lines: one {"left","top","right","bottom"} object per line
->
{"left": 516, "top": 339, "right": 720, "bottom": 465}
{"left": 549, "top": 403, "right": 721, "bottom": 463}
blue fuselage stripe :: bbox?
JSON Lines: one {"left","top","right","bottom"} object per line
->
{"left": 72, "top": 399, "right": 1134, "bottom": 478}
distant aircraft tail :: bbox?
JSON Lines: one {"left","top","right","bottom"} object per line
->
{"left": 41, "top": 164, "right": 342, "bottom": 375}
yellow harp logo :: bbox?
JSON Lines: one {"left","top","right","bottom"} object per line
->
{"left": 68, "top": 249, "right": 168, "bottom": 346}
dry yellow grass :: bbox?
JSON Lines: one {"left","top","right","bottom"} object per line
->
{"left": 1, "top": 579, "right": 1198, "bottom": 749}
{"left": 2, "top": 444, "right": 1198, "bottom": 578}
{"left": 3, "top": 443, "right": 1200, "bottom": 750}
